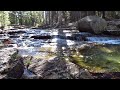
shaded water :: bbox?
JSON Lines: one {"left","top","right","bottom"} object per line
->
{"left": 70, "top": 44, "right": 120, "bottom": 73}
{"left": 1, "top": 28, "right": 120, "bottom": 73}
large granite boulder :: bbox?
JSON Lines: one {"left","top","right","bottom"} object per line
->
{"left": 76, "top": 16, "right": 107, "bottom": 34}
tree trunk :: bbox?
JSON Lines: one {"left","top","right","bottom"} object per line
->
{"left": 102, "top": 11, "right": 105, "bottom": 18}
{"left": 57, "top": 11, "right": 63, "bottom": 26}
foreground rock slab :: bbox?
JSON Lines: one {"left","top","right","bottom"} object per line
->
{"left": 27, "top": 57, "right": 93, "bottom": 79}
{"left": 0, "top": 48, "right": 17, "bottom": 79}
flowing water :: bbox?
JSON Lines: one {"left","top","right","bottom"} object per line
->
{"left": 1, "top": 28, "right": 120, "bottom": 73}
{"left": 86, "top": 36, "right": 120, "bottom": 45}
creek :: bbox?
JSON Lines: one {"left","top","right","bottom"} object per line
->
{"left": 1, "top": 28, "right": 120, "bottom": 73}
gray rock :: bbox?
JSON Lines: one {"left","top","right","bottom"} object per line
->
{"left": 76, "top": 16, "right": 107, "bottom": 34}
{"left": 7, "top": 57, "right": 24, "bottom": 79}
{"left": 27, "top": 57, "right": 94, "bottom": 79}
{"left": 0, "top": 48, "right": 18, "bottom": 78}
{"left": 79, "top": 69, "right": 94, "bottom": 79}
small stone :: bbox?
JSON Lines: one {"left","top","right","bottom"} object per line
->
{"left": 79, "top": 69, "right": 94, "bottom": 79}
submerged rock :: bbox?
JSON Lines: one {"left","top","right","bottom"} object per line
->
{"left": 7, "top": 30, "right": 26, "bottom": 35}
{"left": 30, "top": 35, "right": 51, "bottom": 39}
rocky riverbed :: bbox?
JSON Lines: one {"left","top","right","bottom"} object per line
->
{"left": 1, "top": 24, "right": 120, "bottom": 79}
{"left": 0, "top": 28, "right": 94, "bottom": 79}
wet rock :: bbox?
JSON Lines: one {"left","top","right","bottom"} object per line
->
{"left": 0, "top": 49, "right": 24, "bottom": 79}
{"left": 2, "top": 39, "right": 14, "bottom": 44}
{"left": 77, "top": 44, "right": 92, "bottom": 52}
{"left": 0, "top": 30, "right": 4, "bottom": 34}
{"left": 30, "top": 35, "right": 51, "bottom": 39}
{"left": 21, "top": 69, "right": 42, "bottom": 79}
{"left": 7, "top": 57, "right": 24, "bottom": 79}
{"left": 7, "top": 30, "right": 26, "bottom": 35}
{"left": 76, "top": 16, "right": 107, "bottom": 34}
{"left": 79, "top": 69, "right": 94, "bottom": 79}
{"left": 27, "top": 56, "right": 94, "bottom": 79}
{"left": 9, "top": 28, "right": 16, "bottom": 30}
{"left": 65, "top": 62, "right": 81, "bottom": 79}
{"left": 0, "top": 48, "right": 17, "bottom": 78}
{"left": 9, "top": 35, "right": 20, "bottom": 38}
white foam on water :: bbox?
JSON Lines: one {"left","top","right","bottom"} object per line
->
{"left": 67, "top": 40, "right": 75, "bottom": 46}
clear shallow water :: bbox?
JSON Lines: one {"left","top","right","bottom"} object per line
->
{"left": 70, "top": 44, "right": 120, "bottom": 73}
{"left": 86, "top": 37, "right": 120, "bottom": 44}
